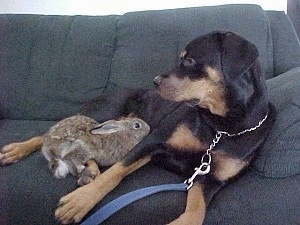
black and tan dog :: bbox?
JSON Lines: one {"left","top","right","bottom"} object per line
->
{"left": 0, "top": 30, "right": 276, "bottom": 224}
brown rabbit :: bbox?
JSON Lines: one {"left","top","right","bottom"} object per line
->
{"left": 41, "top": 115, "right": 150, "bottom": 184}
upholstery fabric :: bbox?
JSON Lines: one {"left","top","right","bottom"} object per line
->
{"left": 0, "top": 15, "right": 118, "bottom": 120}
{"left": 0, "top": 4, "right": 300, "bottom": 225}
{"left": 266, "top": 11, "right": 300, "bottom": 76}
{"left": 205, "top": 171, "right": 300, "bottom": 225}
{"left": 253, "top": 68, "right": 300, "bottom": 178}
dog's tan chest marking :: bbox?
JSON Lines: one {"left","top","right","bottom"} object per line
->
{"left": 166, "top": 124, "right": 206, "bottom": 151}
{"left": 212, "top": 151, "right": 248, "bottom": 181}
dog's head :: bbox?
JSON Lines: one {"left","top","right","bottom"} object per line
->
{"left": 154, "top": 31, "right": 263, "bottom": 117}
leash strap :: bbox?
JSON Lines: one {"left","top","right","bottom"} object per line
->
{"left": 80, "top": 182, "right": 188, "bottom": 225}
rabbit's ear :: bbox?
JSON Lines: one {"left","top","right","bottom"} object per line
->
{"left": 90, "top": 122, "right": 124, "bottom": 135}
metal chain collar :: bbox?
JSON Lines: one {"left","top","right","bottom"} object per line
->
{"left": 185, "top": 114, "right": 268, "bottom": 190}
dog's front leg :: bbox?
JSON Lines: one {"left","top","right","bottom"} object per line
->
{"left": 55, "top": 156, "right": 151, "bottom": 224}
{"left": 0, "top": 136, "right": 43, "bottom": 165}
{"left": 167, "top": 183, "right": 206, "bottom": 225}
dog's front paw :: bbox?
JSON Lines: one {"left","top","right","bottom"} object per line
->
{"left": 0, "top": 142, "right": 27, "bottom": 165}
{"left": 55, "top": 183, "right": 100, "bottom": 224}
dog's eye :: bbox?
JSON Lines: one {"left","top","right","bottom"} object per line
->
{"left": 132, "top": 122, "right": 141, "bottom": 129}
{"left": 182, "top": 57, "right": 196, "bottom": 67}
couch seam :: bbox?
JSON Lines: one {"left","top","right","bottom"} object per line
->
{"left": 104, "top": 16, "right": 120, "bottom": 91}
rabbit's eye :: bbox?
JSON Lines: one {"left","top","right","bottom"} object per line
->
{"left": 133, "top": 122, "right": 141, "bottom": 129}
{"left": 49, "top": 162, "right": 56, "bottom": 170}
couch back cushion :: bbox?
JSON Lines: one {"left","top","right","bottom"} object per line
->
{"left": 253, "top": 68, "right": 300, "bottom": 178}
{"left": 0, "top": 14, "right": 118, "bottom": 120}
{"left": 266, "top": 11, "right": 300, "bottom": 76}
{"left": 109, "top": 4, "right": 274, "bottom": 90}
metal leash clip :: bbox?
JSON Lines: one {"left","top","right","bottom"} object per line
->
{"left": 184, "top": 162, "right": 211, "bottom": 190}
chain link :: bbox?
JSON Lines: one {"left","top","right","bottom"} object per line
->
{"left": 185, "top": 113, "right": 268, "bottom": 190}
{"left": 218, "top": 114, "right": 268, "bottom": 137}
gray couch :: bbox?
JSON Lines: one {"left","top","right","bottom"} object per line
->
{"left": 0, "top": 4, "right": 300, "bottom": 225}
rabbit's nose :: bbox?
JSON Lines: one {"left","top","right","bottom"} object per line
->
{"left": 153, "top": 76, "right": 162, "bottom": 88}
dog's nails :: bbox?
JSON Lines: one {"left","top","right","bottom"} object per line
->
{"left": 0, "top": 154, "right": 6, "bottom": 165}
{"left": 57, "top": 201, "right": 65, "bottom": 208}
{"left": 55, "top": 217, "right": 62, "bottom": 223}
{"left": 1, "top": 146, "right": 9, "bottom": 153}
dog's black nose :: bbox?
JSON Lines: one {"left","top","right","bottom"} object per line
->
{"left": 153, "top": 76, "right": 162, "bottom": 87}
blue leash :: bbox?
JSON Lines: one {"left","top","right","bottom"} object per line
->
{"left": 81, "top": 182, "right": 188, "bottom": 225}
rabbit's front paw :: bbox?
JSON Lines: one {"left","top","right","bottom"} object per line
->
{"left": 77, "top": 160, "right": 100, "bottom": 186}
{"left": 77, "top": 168, "right": 94, "bottom": 186}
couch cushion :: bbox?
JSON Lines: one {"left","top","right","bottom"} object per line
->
{"left": 109, "top": 4, "right": 273, "bottom": 90}
{"left": 252, "top": 68, "right": 300, "bottom": 177}
{"left": 266, "top": 11, "right": 300, "bottom": 76}
{"left": 205, "top": 171, "right": 300, "bottom": 224}
{"left": 0, "top": 15, "right": 118, "bottom": 120}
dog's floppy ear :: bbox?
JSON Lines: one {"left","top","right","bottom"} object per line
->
{"left": 219, "top": 31, "right": 259, "bottom": 78}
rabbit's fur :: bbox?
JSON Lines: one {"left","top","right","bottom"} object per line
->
{"left": 41, "top": 115, "right": 150, "bottom": 179}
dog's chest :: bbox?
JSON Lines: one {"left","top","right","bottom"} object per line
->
{"left": 165, "top": 122, "right": 249, "bottom": 182}
{"left": 166, "top": 123, "right": 208, "bottom": 151}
